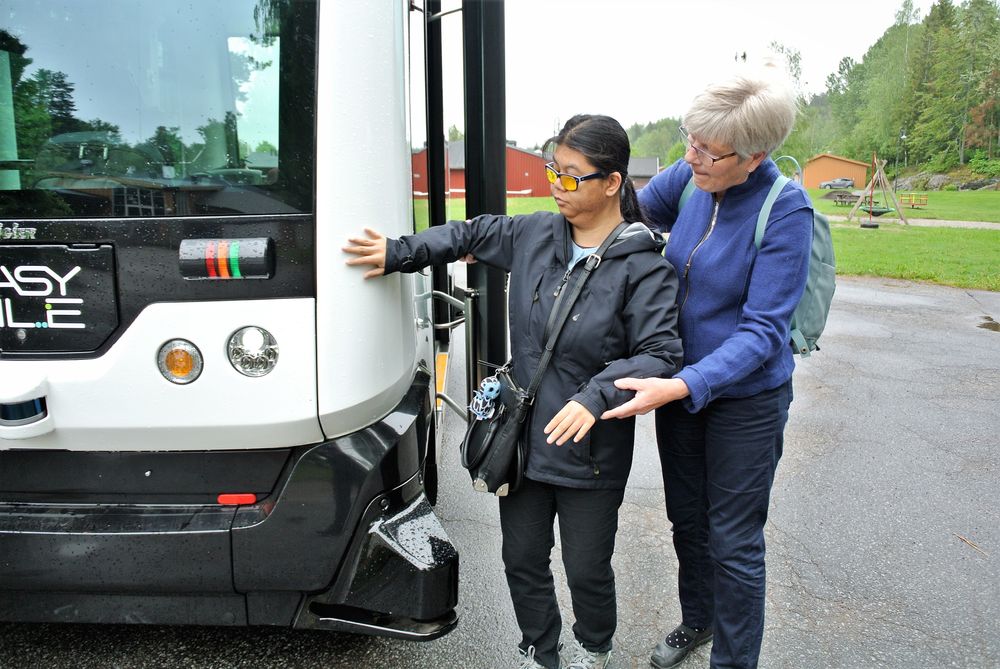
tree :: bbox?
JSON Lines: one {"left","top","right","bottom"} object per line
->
{"left": 849, "top": 23, "right": 916, "bottom": 160}
{"left": 778, "top": 98, "right": 836, "bottom": 170}
{"left": 966, "top": 68, "right": 1000, "bottom": 159}
{"left": 628, "top": 117, "right": 682, "bottom": 167}
{"left": 909, "top": 0, "right": 964, "bottom": 168}
{"left": 824, "top": 56, "right": 863, "bottom": 154}
{"left": 148, "top": 126, "right": 184, "bottom": 164}
{"left": 447, "top": 124, "right": 464, "bottom": 142}
{"left": 32, "top": 69, "right": 82, "bottom": 136}
{"left": 629, "top": 0, "right": 999, "bottom": 176}
{"left": 197, "top": 112, "right": 241, "bottom": 168}
{"left": 954, "top": 0, "right": 1000, "bottom": 162}
{"left": 82, "top": 119, "right": 121, "bottom": 140}
{"left": 255, "top": 140, "right": 278, "bottom": 154}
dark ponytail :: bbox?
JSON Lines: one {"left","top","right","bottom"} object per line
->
{"left": 619, "top": 177, "right": 643, "bottom": 224}
{"left": 544, "top": 114, "right": 647, "bottom": 225}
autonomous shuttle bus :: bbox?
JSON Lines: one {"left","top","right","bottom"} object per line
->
{"left": 0, "top": 0, "right": 463, "bottom": 639}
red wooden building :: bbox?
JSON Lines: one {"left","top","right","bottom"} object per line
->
{"left": 412, "top": 141, "right": 660, "bottom": 198}
{"left": 411, "top": 140, "right": 551, "bottom": 198}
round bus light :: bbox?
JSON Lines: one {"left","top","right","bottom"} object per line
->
{"left": 157, "top": 339, "right": 203, "bottom": 384}
{"left": 227, "top": 326, "right": 278, "bottom": 377}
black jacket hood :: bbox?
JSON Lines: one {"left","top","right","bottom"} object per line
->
{"left": 551, "top": 219, "right": 664, "bottom": 266}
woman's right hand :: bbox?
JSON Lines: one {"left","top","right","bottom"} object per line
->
{"left": 343, "top": 228, "right": 388, "bottom": 278}
{"left": 600, "top": 377, "right": 690, "bottom": 419}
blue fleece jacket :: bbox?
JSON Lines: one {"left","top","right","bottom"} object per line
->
{"left": 638, "top": 158, "right": 812, "bottom": 412}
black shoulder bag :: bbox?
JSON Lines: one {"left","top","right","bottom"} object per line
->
{"left": 460, "top": 222, "right": 629, "bottom": 496}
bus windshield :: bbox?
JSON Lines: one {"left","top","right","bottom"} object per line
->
{"left": 0, "top": 0, "right": 316, "bottom": 218}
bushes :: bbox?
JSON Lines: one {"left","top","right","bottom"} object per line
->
{"left": 969, "top": 152, "right": 1000, "bottom": 178}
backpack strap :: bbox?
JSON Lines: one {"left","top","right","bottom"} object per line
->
{"left": 678, "top": 175, "right": 696, "bottom": 212}
{"left": 753, "top": 175, "right": 791, "bottom": 249}
{"left": 789, "top": 320, "right": 810, "bottom": 356}
{"left": 752, "top": 174, "right": 813, "bottom": 356}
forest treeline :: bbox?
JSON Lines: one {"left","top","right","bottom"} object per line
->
{"left": 626, "top": 0, "right": 1000, "bottom": 179}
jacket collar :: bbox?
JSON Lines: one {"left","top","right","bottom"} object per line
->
{"left": 553, "top": 216, "right": 664, "bottom": 265}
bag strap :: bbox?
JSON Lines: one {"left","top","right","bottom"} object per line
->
{"left": 751, "top": 175, "right": 810, "bottom": 354}
{"left": 753, "top": 175, "right": 790, "bottom": 249}
{"left": 678, "top": 175, "right": 697, "bottom": 211}
{"left": 524, "top": 221, "right": 630, "bottom": 400}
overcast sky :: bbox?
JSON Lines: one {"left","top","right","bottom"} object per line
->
{"left": 432, "top": 0, "right": 932, "bottom": 148}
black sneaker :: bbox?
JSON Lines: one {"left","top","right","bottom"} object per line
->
{"left": 649, "top": 624, "right": 713, "bottom": 669}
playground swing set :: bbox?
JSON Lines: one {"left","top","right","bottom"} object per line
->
{"left": 846, "top": 151, "right": 910, "bottom": 228}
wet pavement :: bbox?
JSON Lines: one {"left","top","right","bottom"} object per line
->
{"left": 1, "top": 276, "right": 998, "bottom": 668}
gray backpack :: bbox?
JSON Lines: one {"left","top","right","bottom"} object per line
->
{"left": 678, "top": 175, "right": 835, "bottom": 356}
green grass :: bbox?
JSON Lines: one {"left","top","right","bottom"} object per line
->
{"left": 415, "top": 194, "right": 1000, "bottom": 291}
{"left": 443, "top": 190, "right": 1000, "bottom": 224}
{"left": 809, "top": 187, "right": 1000, "bottom": 223}
{"left": 831, "top": 224, "right": 1000, "bottom": 291}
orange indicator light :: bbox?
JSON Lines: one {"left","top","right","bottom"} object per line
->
{"left": 165, "top": 349, "right": 195, "bottom": 377}
{"left": 156, "top": 339, "right": 203, "bottom": 385}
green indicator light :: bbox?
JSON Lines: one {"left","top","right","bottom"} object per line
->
{"left": 45, "top": 303, "right": 52, "bottom": 309}
{"left": 230, "top": 241, "right": 242, "bottom": 278}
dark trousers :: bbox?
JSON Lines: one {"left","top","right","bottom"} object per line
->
{"left": 499, "top": 477, "right": 626, "bottom": 669}
{"left": 654, "top": 380, "right": 792, "bottom": 669}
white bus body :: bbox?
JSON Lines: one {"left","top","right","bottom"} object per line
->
{"left": 0, "top": 0, "right": 456, "bottom": 639}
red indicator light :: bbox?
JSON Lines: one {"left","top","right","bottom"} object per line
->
{"left": 217, "top": 493, "right": 257, "bottom": 505}
{"left": 205, "top": 241, "right": 218, "bottom": 278}
{"left": 179, "top": 238, "right": 273, "bottom": 280}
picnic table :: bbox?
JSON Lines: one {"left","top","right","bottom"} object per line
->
{"left": 898, "top": 193, "right": 928, "bottom": 208}
{"left": 832, "top": 192, "right": 856, "bottom": 206}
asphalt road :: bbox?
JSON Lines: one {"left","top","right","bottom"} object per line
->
{"left": 1, "top": 275, "right": 998, "bottom": 668}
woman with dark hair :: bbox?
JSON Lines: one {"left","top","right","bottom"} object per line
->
{"left": 344, "top": 114, "right": 683, "bottom": 669}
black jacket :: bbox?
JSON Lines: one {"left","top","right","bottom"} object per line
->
{"left": 385, "top": 212, "right": 682, "bottom": 489}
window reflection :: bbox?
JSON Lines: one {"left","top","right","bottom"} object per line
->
{"left": 0, "top": 0, "right": 315, "bottom": 218}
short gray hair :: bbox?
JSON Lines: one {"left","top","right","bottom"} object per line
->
{"left": 683, "top": 63, "right": 798, "bottom": 158}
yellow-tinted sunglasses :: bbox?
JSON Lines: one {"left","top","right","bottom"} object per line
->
{"left": 545, "top": 162, "right": 604, "bottom": 192}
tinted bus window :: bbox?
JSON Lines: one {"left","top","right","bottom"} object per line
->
{"left": 0, "top": 0, "right": 315, "bottom": 218}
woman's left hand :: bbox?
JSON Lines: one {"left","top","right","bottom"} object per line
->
{"left": 544, "top": 401, "right": 595, "bottom": 446}
{"left": 343, "top": 228, "right": 388, "bottom": 278}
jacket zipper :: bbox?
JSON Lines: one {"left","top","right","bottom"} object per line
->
{"left": 679, "top": 199, "right": 720, "bottom": 314}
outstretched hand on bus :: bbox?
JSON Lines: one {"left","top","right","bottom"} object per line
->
{"left": 344, "top": 228, "right": 388, "bottom": 278}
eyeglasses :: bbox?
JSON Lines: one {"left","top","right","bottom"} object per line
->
{"left": 678, "top": 126, "right": 738, "bottom": 167}
{"left": 545, "top": 162, "right": 604, "bottom": 191}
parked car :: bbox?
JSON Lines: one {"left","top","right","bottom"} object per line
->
{"left": 820, "top": 177, "right": 854, "bottom": 189}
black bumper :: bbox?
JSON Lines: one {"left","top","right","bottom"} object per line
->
{"left": 0, "top": 370, "right": 458, "bottom": 640}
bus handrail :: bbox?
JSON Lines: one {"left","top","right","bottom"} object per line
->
{"left": 429, "top": 288, "right": 478, "bottom": 424}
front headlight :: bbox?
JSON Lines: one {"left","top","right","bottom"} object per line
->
{"left": 227, "top": 326, "right": 278, "bottom": 377}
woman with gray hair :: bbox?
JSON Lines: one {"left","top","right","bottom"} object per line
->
{"left": 603, "top": 65, "right": 812, "bottom": 669}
